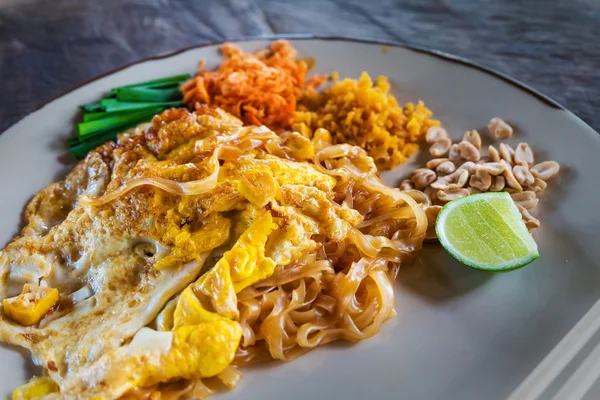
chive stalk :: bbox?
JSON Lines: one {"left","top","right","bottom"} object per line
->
{"left": 83, "top": 109, "right": 132, "bottom": 122}
{"left": 70, "top": 131, "right": 119, "bottom": 160}
{"left": 116, "top": 87, "right": 182, "bottom": 102}
{"left": 76, "top": 108, "right": 159, "bottom": 140}
{"left": 71, "top": 74, "right": 190, "bottom": 159}
{"left": 100, "top": 99, "right": 183, "bottom": 112}
{"left": 108, "top": 74, "right": 190, "bottom": 95}
{"left": 67, "top": 137, "right": 81, "bottom": 147}
{"left": 80, "top": 102, "right": 104, "bottom": 113}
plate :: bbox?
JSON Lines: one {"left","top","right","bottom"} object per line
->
{"left": 1, "top": 36, "right": 600, "bottom": 400}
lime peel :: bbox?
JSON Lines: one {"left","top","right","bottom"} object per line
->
{"left": 435, "top": 192, "right": 539, "bottom": 272}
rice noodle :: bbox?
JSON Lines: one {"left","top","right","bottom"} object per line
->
{"left": 191, "top": 380, "right": 215, "bottom": 400}
{"left": 80, "top": 145, "right": 222, "bottom": 206}
{"left": 216, "top": 366, "right": 242, "bottom": 389}
{"left": 355, "top": 208, "right": 412, "bottom": 228}
{"left": 82, "top": 107, "right": 427, "bottom": 399}
{"left": 80, "top": 128, "right": 292, "bottom": 207}
{"left": 223, "top": 132, "right": 427, "bottom": 378}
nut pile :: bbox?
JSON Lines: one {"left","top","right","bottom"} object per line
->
{"left": 401, "top": 118, "right": 560, "bottom": 238}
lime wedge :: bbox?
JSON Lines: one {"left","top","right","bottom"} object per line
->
{"left": 435, "top": 192, "right": 539, "bottom": 272}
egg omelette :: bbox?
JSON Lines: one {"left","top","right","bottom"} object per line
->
{"left": 0, "top": 106, "right": 375, "bottom": 399}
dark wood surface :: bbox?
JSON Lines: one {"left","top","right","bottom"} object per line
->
{"left": 0, "top": 0, "right": 598, "bottom": 133}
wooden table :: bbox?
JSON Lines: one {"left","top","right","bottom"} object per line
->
{"left": 0, "top": 0, "right": 598, "bottom": 133}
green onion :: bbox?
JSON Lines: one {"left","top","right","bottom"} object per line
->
{"left": 108, "top": 74, "right": 190, "bottom": 96}
{"left": 82, "top": 108, "right": 155, "bottom": 122}
{"left": 100, "top": 99, "right": 183, "bottom": 112}
{"left": 116, "top": 87, "right": 182, "bottom": 102}
{"left": 108, "top": 82, "right": 181, "bottom": 96}
{"left": 72, "top": 74, "right": 191, "bottom": 159}
{"left": 79, "top": 102, "right": 104, "bottom": 113}
{"left": 67, "top": 137, "right": 81, "bottom": 147}
{"left": 76, "top": 108, "right": 159, "bottom": 140}
{"left": 70, "top": 131, "right": 119, "bottom": 160}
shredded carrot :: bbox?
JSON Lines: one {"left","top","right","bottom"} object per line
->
{"left": 182, "top": 40, "right": 325, "bottom": 132}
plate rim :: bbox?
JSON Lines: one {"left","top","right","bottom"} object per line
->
{"left": 4, "top": 33, "right": 590, "bottom": 139}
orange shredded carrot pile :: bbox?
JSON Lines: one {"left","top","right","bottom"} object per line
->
{"left": 182, "top": 40, "right": 326, "bottom": 132}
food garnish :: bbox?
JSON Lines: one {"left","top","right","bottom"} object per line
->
{"left": 436, "top": 192, "right": 539, "bottom": 272}
{"left": 69, "top": 74, "right": 190, "bottom": 159}
{"left": 295, "top": 72, "right": 439, "bottom": 170}
{"left": 181, "top": 40, "right": 326, "bottom": 131}
{"left": 403, "top": 123, "right": 560, "bottom": 237}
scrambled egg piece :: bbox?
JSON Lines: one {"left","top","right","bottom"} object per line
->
{"left": 12, "top": 377, "right": 58, "bottom": 399}
{"left": 154, "top": 212, "right": 231, "bottom": 270}
{"left": 0, "top": 107, "right": 363, "bottom": 398}
{"left": 51, "top": 322, "right": 242, "bottom": 399}
{"left": 174, "top": 212, "right": 277, "bottom": 325}
{"left": 3, "top": 285, "right": 59, "bottom": 326}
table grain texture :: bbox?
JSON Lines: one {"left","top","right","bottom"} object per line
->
{"left": 0, "top": 0, "right": 598, "bottom": 133}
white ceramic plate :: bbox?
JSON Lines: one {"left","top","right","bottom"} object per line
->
{"left": 1, "top": 36, "right": 600, "bottom": 400}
